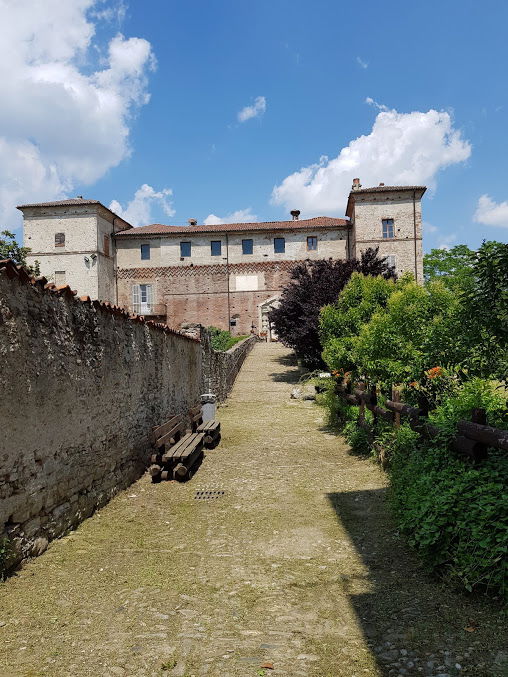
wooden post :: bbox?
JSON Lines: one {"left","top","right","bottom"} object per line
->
{"left": 392, "top": 386, "right": 401, "bottom": 429}
{"left": 470, "top": 408, "right": 488, "bottom": 461}
{"left": 358, "top": 382, "right": 366, "bottom": 425}
{"left": 371, "top": 384, "right": 378, "bottom": 426}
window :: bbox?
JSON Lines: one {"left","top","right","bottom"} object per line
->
{"left": 180, "top": 241, "right": 191, "bottom": 257}
{"left": 103, "top": 234, "right": 110, "bottom": 257}
{"left": 274, "top": 237, "right": 285, "bottom": 253}
{"left": 55, "top": 232, "right": 65, "bottom": 247}
{"left": 211, "top": 240, "right": 222, "bottom": 256}
{"left": 385, "top": 255, "right": 396, "bottom": 269}
{"left": 54, "top": 271, "right": 66, "bottom": 286}
{"left": 132, "top": 283, "right": 152, "bottom": 315}
{"left": 242, "top": 239, "right": 253, "bottom": 255}
{"left": 382, "top": 219, "right": 395, "bottom": 239}
{"left": 307, "top": 236, "right": 318, "bottom": 251}
{"left": 140, "top": 243, "right": 150, "bottom": 260}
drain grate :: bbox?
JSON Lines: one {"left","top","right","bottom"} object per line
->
{"left": 194, "top": 489, "right": 225, "bottom": 500}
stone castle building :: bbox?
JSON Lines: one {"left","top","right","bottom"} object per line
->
{"left": 20, "top": 180, "right": 426, "bottom": 336}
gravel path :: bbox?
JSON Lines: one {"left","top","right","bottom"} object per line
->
{"left": 0, "top": 342, "right": 505, "bottom": 677}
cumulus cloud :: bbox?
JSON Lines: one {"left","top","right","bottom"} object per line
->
{"left": 272, "top": 106, "right": 472, "bottom": 216}
{"left": 474, "top": 194, "right": 508, "bottom": 228}
{"left": 237, "top": 96, "right": 266, "bottom": 123}
{"left": 109, "top": 184, "right": 174, "bottom": 226}
{"left": 0, "top": 0, "right": 155, "bottom": 230}
{"left": 204, "top": 208, "right": 257, "bottom": 226}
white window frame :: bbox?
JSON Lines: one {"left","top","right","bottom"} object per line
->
{"left": 132, "top": 283, "right": 153, "bottom": 315}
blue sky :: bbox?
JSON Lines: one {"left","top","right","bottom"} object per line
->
{"left": 2, "top": 0, "right": 508, "bottom": 251}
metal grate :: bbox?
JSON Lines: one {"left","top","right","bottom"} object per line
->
{"left": 194, "top": 489, "right": 225, "bottom": 500}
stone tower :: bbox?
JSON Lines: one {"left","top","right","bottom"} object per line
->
{"left": 346, "top": 179, "right": 426, "bottom": 282}
{"left": 19, "top": 198, "right": 132, "bottom": 302}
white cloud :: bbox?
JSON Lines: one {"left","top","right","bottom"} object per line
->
{"left": 109, "top": 184, "right": 174, "bottom": 226}
{"left": 423, "top": 221, "right": 438, "bottom": 234}
{"left": 204, "top": 208, "right": 257, "bottom": 226}
{"left": 356, "top": 57, "right": 368, "bottom": 69}
{"left": 0, "top": 0, "right": 155, "bottom": 230}
{"left": 237, "top": 96, "right": 266, "bottom": 123}
{"left": 272, "top": 106, "right": 472, "bottom": 216}
{"left": 474, "top": 194, "right": 508, "bottom": 229}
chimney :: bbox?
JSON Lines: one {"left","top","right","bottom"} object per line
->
{"left": 352, "top": 178, "right": 361, "bottom": 191}
{"left": 379, "top": 182, "right": 385, "bottom": 186}
{"left": 290, "top": 209, "right": 300, "bottom": 221}
{"left": 188, "top": 218, "right": 197, "bottom": 226}
{"left": 76, "top": 195, "right": 83, "bottom": 199}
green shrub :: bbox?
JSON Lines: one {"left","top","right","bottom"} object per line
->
{"left": 342, "top": 420, "right": 371, "bottom": 455}
{"left": 207, "top": 327, "right": 248, "bottom": 352}
{"left": 390, "top": 442, "right": 508, "bottom": 598}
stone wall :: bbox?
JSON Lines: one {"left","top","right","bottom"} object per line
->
{"left": 0, "top": 260, "right": 202, "bottom": 566}
{"left": 200, "top": 332, "right": 257, "bottom": 403}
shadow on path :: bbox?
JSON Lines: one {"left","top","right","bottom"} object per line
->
{"left": 327, "top": 489, "right": 507, "bottom": 677}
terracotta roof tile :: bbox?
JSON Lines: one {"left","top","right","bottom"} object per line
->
{"left": 115, "top": 216, "right": 350, "bottom": 237}
{"left": 17, "top": 198, "right": 102, "bottom": 208}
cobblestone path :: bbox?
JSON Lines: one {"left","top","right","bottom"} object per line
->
{"left": 0, "top": 343, "right": 505, "bottom": 677}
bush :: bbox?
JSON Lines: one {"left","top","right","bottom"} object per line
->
{"left": 207, "top": 327, "right": 248, "bottom": 352}
{"left": 390, "top": 442, "right": 508, "bottom": 598}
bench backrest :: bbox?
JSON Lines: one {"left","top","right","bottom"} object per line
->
{"left": 151, "top": 414, "right": 186, "bottom": 449}
{"left": 188, "top": 404, "right": 203, "bottom": 432}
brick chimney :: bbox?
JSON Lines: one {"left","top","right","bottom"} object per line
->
{"left": 188, "top": 218, "right": 197, "bottom": 226}
{"left": 352, "top": 178, "right": 361, "bottom": 191}
{"left": 290, "top": 209, "right": 300, "bottom": 221}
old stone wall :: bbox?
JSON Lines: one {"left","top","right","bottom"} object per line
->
{"left": 200, "top": 332, "right": 257, "bottom": 403}
{"left": 0, "top": 261, "right": 202, "bottom": 565}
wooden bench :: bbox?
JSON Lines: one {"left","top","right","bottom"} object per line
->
{"left": 149, "top": 414, "right": 204, "bottom": 482}
{"left": 188, "top": 404, "right": 221, "bottom": 447}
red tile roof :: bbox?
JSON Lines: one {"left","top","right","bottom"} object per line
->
{"left": 115, "top": 216, "right": 350, "bottom": 237}
{"left": 17, "top": 198, "right": 133, "bottom": 230}
{"left": 17, "top": 198, "right": 102, "bottom": 208}
{"left": 346, "top": 185, "right": 426, "bottom": 218}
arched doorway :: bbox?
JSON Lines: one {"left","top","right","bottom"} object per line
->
{"left": 259, "top": 296, "right": 280, "bottom": 342}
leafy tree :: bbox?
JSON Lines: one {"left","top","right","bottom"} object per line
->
{"left": 268, "top": 248, "right": 396, "bottom": 366}
{"left": 320, "top": 272, "right": 398, "bottom": 374}
{"left": 0, "top": 230, "right": 40, "bottom": 276}
{"left": 423, "top": 244, "right": 475, "bottom": 289}
{"left": 458, "top": 240, "right": 508, "bottom": 380}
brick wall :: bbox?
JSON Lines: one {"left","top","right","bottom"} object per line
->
{"left": 0, "top": 261, "right": 202, "bottom": 567}
{"left": 117, "top": 260, "right": 297, "bottom": 334}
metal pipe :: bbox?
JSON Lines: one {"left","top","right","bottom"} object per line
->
{"left": 225, "top": 232, "right": 231, "bottom": 330}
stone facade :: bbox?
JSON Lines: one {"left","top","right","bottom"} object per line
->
{"left": 20, "top": 181, "right": 426, "bottom": 334}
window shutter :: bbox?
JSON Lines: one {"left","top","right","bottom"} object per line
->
{"left": 146, "top": 284, "right": 153, "bottom": 308}
{"left": 132, "top": 284, "right": 140, "bottom": 314}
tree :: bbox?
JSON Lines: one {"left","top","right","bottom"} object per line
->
{"left": 0, "top": 230, "right": 40, "bottom": 276}
{"left": 268, "top": 248, "right": 396, "bottom": 366}
{"left": 423, "top": 245, "right": 475, "bottom": 290}
{"left": 458, "top": 240, "right": 508, "bottom": 380}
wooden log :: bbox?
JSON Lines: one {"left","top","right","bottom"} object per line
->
{"left": 161, "top": 470, "right": 171, "bottom": 481}
{"left": 150, "top": 453, "right": 163, "bottom": 465}
{"left": 372, "top": 405, "right": 393, "bottom": 422}
{"left": 386, "top": 400, "right": 422, "bottom": 419}
{"left": 452, "top": 435, "right": 488, "bottom": 462}
{"left": 357, "top": 382, "right": 366, "bottom": 424}
{"left": 457, "top": 421, "right": 508, "bottom": 451}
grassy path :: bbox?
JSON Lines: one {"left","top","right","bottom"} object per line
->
{"left": 0, "top": 343, "right": 505, "bottom": 677}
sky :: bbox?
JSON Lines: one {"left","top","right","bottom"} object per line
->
{"left": 1, "top": 0, "right": 508, "bottom": 251}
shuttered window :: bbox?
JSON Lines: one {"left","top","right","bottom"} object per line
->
{"left": 103, "top": 234, "right": 110, "bottom": 257}
{"left": 55, "top": 233, "right": 65, "bottom": 247}
{"left": 132, "top": 283, "right": 153, "bottom": 315}
{"left": 54, "top": 271, "right": 66, "bottom": 285}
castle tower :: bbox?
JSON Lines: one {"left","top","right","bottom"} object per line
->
{"left": 18, "top": 198, "right": 132, "bottom": 302}
{"left": 346, "top": 180, "right": 426, "bottom": 281}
